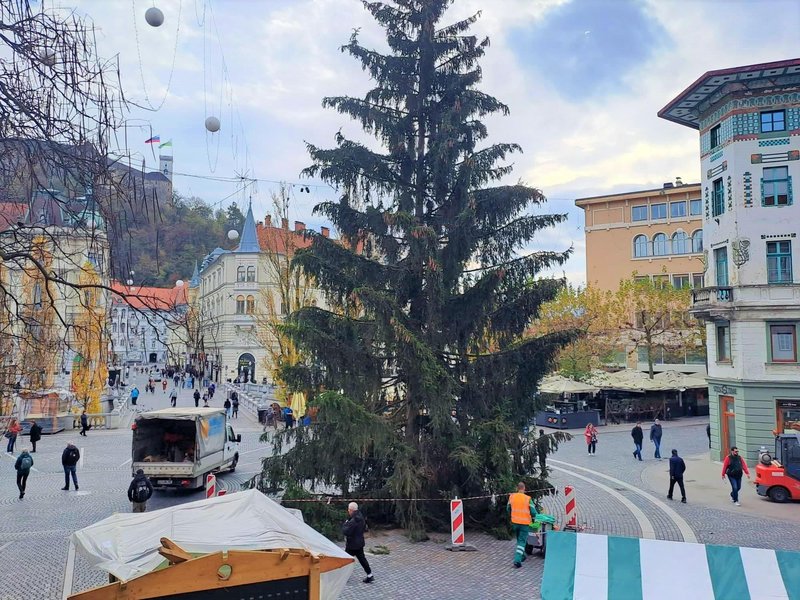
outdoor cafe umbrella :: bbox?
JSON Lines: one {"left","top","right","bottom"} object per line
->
{"left": 539, "top": 374, "right": 599, "bottom": 395}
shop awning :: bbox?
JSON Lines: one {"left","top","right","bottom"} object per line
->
{"left": 541, "top": 532, "right": 800, "bottom": 599}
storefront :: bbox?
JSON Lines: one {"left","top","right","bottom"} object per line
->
{"left": 776, "top": 399, "right": 800, "bottom": 435}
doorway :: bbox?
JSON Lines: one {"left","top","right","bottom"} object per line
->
{"left": 720, "top": 395, "right": 735, "bottom": 452}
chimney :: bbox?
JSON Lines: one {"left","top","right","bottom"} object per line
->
{"left": 321, "top": 226, "right": 330, "bottom": 238}
{"left": 294, "top": 221, "right": 306, "bottom": 232}
{"left": 265, "top": 215, "right": 272, "bottom": 227}
{"left": 663, "top": 182, "right": 674, "bottom": 189}
{"left": 281, "top": 218, "right": 289, "bottom": 230}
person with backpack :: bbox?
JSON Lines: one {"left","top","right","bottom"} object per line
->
{"left": 223, "top": 397, "right": 232, "bottom": 419}
{"left": 169, "top": 387, "right": 178, "bottom": 408}
{"left": 650, "top": 419, "right": 663, "bottom": 460}
{"left": 342, "top": 502, "right": 374, "bottom": 583}
{"left": 130, "top": 386, "right": 140, "bottom": 406}
{"left": 231, "top": 392, "right": 239, "bottom": 419}
{"left": 631, "top": 422, "right": 644, "bottom": 461}
{"left": 14, "top": 448, "right": 33, "bottom": 499}
{"left": 61, "top": 443, "right": 80, "bottom": 490}
{"left": 721, "top": 446, "right": 750, "bottom": 506}
{"left": 29, "top": 420, "right": 42, "bottom": 453}
{"left": 193, "top": 389, "right": 201, "bottom": 408}
{"left": 5, "top": 419, "right": 21, "bottom": 453}
{"left": 667, "top": 449, "right": 687, "bottom": 503}
{"left": 127, "top": 469, "right": 154, "bottom": 512}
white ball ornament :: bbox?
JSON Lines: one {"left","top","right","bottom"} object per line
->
{"left": 145, "top": 7, "right": 164, "bottom": 27}
{"left": 175, "top": 279, "right": 184, "bottom": 288}
{"left": 227, "top": 229, "right": 239, "bottom": 241}
{"left": 205, "top": 116, "right": 221, "bottom": 133}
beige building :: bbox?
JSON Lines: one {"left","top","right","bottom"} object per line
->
{"left": 576, "top": 181, "right": 705, "bottom": 291}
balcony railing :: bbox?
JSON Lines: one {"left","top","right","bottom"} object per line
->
{"left": 691, "top": 286, "right": 733, "bottom": 305}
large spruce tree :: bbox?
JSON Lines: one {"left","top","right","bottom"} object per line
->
{"left": 264, "top": 0, "right": 574, "bottom": 535}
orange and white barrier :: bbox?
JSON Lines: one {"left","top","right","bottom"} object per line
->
{"left": 450, "top": 498, "right": 465, "bottom": 546}
{"left": 565, "top": 485, "right": 577, "bottom": 530}
{"left": 206, "top": 473, "right": 216, "bottom": 499}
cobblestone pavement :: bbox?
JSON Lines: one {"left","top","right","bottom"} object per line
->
{"left": 2, "top": 386, "right": 798, "bottom": 600}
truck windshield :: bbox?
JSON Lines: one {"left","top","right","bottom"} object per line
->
{"left": 133, "top": 419, "right": 196, "bottom": 463}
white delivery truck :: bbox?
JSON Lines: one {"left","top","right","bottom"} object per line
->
{"left": 131, "top": 407, "right": 240, "bottom": 490}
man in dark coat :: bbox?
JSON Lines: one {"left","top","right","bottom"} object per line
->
{"left": 127, "top": 469, "right": 154, "bottom": 512}
{"left": 79, "top": 410, "right": 89, "bottom": 436}
{"left": 667, "top": 449, "right": 687, "bottom": 503}
{"left": 631, "top": 422, "right": 644, "bottom": 461}
{"left": 29, "top": 420, "right": 42, "bottom": 453}
{"left": 342, "top": 502, "right": 374, "bottom": 583}
{"left": 61, "top": 443, "right": 80, "bottom": 490}
{"left": 650, "top": 419, "right": 663, "bottom": 459}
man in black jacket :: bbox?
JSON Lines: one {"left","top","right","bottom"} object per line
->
{"left": 667, "top": 449, "right": 687, "bottom": 503}
{"left": 29, "top": 420, "right": 42, "bottom": 453}
{"left": 631, "top": 422, "right": 644, "bottom": 461}
{"left": 342, "top": 502, "right": 374, "bottom": 583}
{"left": 61, "top": 443, "right": 80, "bottom": 490}
{"left": 127, "top": 469, "right": 154, "bottom": 512}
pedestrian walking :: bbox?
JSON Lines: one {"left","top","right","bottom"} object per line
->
{"left": 29, "top": 420, "right": 42, "bottom": 453}
{"left": 127, "top": 469, "right": 154, "bottom": 512}
{"left": 721, "top": 446, "right": 750, "bottom": 506}
{"left": 209, "top": 382, "right": 216, "bottom": 399}
{"left": 5, "top": 419, "right": 21, "bottom": 453}
{"left": 584, "top": 423, "right": 598, "bottom": 455}
{"left": 162, "top": 379, "right": 168, "bottom": 393}
{"left": 631, "top": 422, "right": 644, "bottom": 461}
{"left": 79, "top": 410, "right": 89, "bottom": 436}
{"left": 667, "top": 449, "right": 687, "bottom": 503}
{"left": 130, "top": 386, "right": 140, "bottom": 406}
{"left": 148, "top": 378, "right": 154, "bottom": 394}
{"left": 193, "top": 389, "right": 201, "bottom": 408}
{"left": 231, "top": 392, "right": 239, "bottom": 419}
{"left": 342, "top": 502, "right": 374, "bottom": 583}
{"left": 283, "top": 405, "right": 295, "bottom": 429}
{"left": 14, "top": 448, "right": 33, "bottom": 499}
{"left": 224, "top": 397, "right": 232, "bottom": 419}
{"left": 536, "top": 429, "right": 548, "bottom": 474}
{"left": 169, "top": 387, "right": 178, "bottom": 408}
{"left": 203, "top": 396, "right": 210, "bottom": 408}
{"left": 706, "top": 423, "right": 711, "bottom": 448}
{"left": 507, "top": 481, "right": 536, "bottom": 568}
{"left": 650, "top": 418, "right": 663, "bottom": 460}
{"left": 61, "top": 443, "right": 80, "bottom": 490}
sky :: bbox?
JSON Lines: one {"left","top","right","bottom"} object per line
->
{"left": 62, "top": 0, "right": 800, "bottom": 284}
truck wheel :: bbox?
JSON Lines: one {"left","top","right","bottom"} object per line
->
{"left": 230, "top": 455, "right": 238, "bottom": 472}
{"left": 769, "top": 486, "right": 790, "bottom": 503}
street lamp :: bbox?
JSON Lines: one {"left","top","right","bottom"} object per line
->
{"left": 126, "top": 270, "right": 135, "bottom": 286}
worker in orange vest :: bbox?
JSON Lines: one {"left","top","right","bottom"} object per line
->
{"left": 507, "top": 481, "right": 537, "bottom": 568}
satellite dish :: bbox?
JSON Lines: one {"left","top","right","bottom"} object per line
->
{"left": 205, "top": 116, "right": 221, "bottom": 133}
{"left": 145, "top": 7, "right": 164, "bottom": 27}
{"left": 227, "top": 229, "right": 240, "bottom": 241}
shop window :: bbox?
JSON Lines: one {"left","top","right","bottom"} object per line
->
{"left": 777, "top": 400, "right": 800, "bottom": 434}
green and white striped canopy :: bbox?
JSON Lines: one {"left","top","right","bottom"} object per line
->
{"left": 542, "top": 532, "right": 800, "bottom": 600}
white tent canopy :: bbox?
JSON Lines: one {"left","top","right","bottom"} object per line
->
{"left": 539, "top": 374, "right": 599, "bottom": 395}
{"left": 71, "top": 489, "right": 354, "bottom": 599}
{"left": 652, "top": 370, "right": 708, "bottom": 389}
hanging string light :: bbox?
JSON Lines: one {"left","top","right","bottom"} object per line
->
{"left": 145, "top": 6, "right": 164, "bottom": 27}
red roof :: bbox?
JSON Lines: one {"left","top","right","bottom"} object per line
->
{"left": 256, "top": 223, "right": 314, "bottom": 255}
{"left": 0, "top": 202, "right": 27, "bottom": 230}
{"left": 110, "top": 281, "right": 188, "bottom": 311}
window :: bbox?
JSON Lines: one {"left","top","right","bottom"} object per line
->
{"left": 691, "top": 230, "right": 703, "bottom": 253}
{"left": 716, "top": 323, "right": 731, "bottom": 362}
{"left": 236, "top": 266, "right": 246, "bottom": 282}
{"left": 653, "top": 233, "right": 668, "bottom": 256}
{"left": 670, "top": 201, "right": 687, "bottom": 218}
{"left": 714, "top": 247, "right": 729, "bottom": 286}
{"left": 245, "top": 295, "right": 255, "bottom": 314}
{"left": 769, "top": 324, "right": 796, "bottom": 363}
{"left": 246, "top": 266, "right": 256, "bottom": 282}
{"left": 672, "top": 274, "right": 690, "bottom": 289}
{"left": 767, "top": 240, "right": 793, "bottom": 283}
{"left": 672, "top": 231, "right": 688, "bottom": 254}
{"left": 692, "top": 273, "right": 705, "bottom": 288}
{"left": 761, "top": 110, "right": 786, "bottom": 133}
{"left": 236, "top": 295, "right": 245, "bottom": 314}
{"left": 633, "top": 235, "right": 649, "bottom": 258}
{"left": 762, "top": 166, "right": 791, "bottom": 206}
{"left": 710, "top": 124, "right": 721, "bottom": 148}
{"left": 653, "top": 274, "right": 669, "bottom": 289}
{"left": 634, "top": 276, "right": 650, "bottom": 284}
{"left": 651, "top": 203, "right": 667, "bottom": 220}
{"left": 690, "top": 199, "right": 702, "bottom": 215}
{"left": 631, "top": 205, "right": 648, "bottom": 222}
{"left": 712, "top": 178, "right": 725, "bottom": 217}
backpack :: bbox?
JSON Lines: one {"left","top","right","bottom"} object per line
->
{"left": 727, "top": 455, "right": 743, "bottom": 477}
{"left": 68, "top": 447, "right": 80, "bottom": 463}
{"left": 20, "top": 455, "right": 33, "bottom": 471}
{"left": 133, "top": 479, "right": 151, "bottom": 503}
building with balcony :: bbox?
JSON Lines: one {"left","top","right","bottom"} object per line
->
{"left": 576, "top": 182, "right": 707, "bottom": 373}
{"left": 660, "top": 58, "right": 800, "bottom": 460}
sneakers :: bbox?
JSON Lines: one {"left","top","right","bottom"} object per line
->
{"left": 19, "top": 492, "right": 24, "bottom": 499}
{"left": 363, "top": 575, "right": 374, "bottom": 584}
{"left": 735, "top": 501, "right": 741, "bottom": 506}
{"left": 681, "top": 499, "right": 687, "bottom": 504}
{"left": 667, "top": 496, "right": 673, "bottom": 500}
{"left": 513, "top": 562, "right": 522, "bottom": 569}
{"left": 62, "top": 486, "right": 69, "bottom": 490}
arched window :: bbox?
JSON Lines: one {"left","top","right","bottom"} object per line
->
{"left": 653, "top": 233, "right": 668, "bottom": 256}
{"left": 236, "top": 295, "right": 245, "bottom": 314}
{"left": 633, "top": 235, "right": 649, "bottom": 258}
{"left": 236, "top": 266, "right": 246, "bottom": 282}
{"left": 692, "top": 230, "right": 703, "bottom": 253}
{"left": 672, "top": 231, "right": 688, "bottom": 254}
{"left": 246, "top": 295, "right": 255, "bottom": 314}
{"left": 246, "top": 266, "right": 255, "bottom": 282}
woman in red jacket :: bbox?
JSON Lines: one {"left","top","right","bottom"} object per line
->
{"left": 721, "top": 446, "right": 750, "bottom": 506}
{"left": 584, "top": 423, "right": 598, "bottom": 455}
{"left": 5, "top": 419, "right": 21, "bottom": 453}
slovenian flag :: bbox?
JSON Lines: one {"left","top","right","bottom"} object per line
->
{"left": 145, "top": 135, "right": 160, "bottom": 144}
{"left": 541, "top": 532, "right": 800, "bottom": 599}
